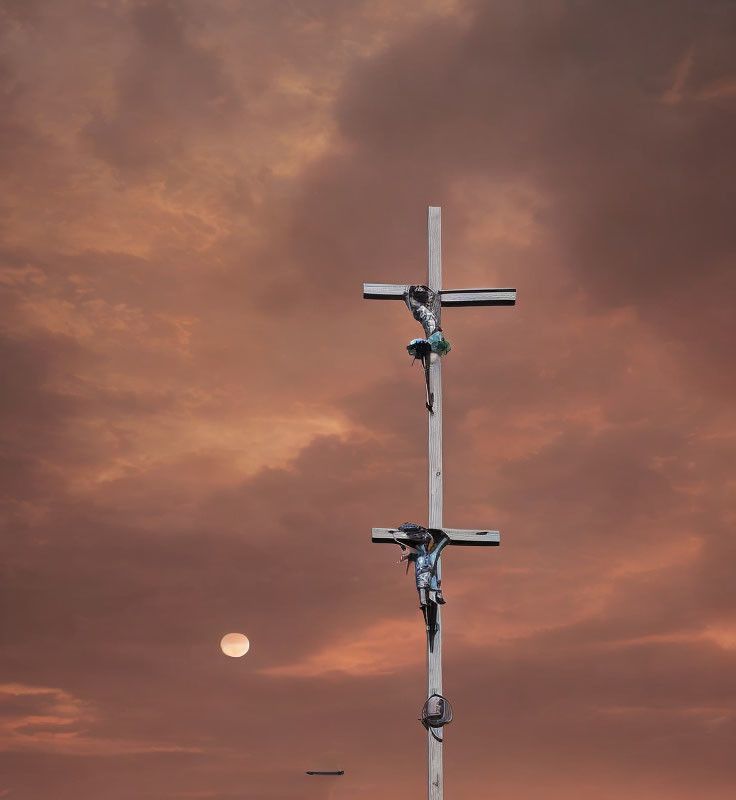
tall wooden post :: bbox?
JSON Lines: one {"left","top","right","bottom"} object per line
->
{"left": 427, "top": 206, "right": 444, "bottom": 800}
{"left": 364, "top": 208, "right": 516, "bottom": 800}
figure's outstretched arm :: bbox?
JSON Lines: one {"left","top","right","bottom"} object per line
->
{"left": 431, "top": 530, "right": 451, "bottom": 558}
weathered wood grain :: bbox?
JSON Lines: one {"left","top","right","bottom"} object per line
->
{"left": 362, "top": 283, "right": 516, "bottom": 306}
{"left": 362, "top": 283, "right": 407, "bottom": 299}
{"left": 440, "top": 288, "right": 516, "bottom": 306}
{"left": 427, "top": 206, "right": 443, "bottom": 800}
{"left": 371, "top": 528, "right": 500, "bottom": 546}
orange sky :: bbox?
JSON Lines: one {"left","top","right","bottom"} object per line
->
{"left": 2, "top": 1, "right": 736, "bottom": 798}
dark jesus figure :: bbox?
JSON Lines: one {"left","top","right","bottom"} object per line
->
{"left": 393, "top": 523, "right": 451, "bottom": 648}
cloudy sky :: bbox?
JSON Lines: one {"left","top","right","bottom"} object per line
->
{"left": 1, "top": 1, "right": 735, "bottom": 798}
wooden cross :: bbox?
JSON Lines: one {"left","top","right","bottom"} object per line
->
{"left": 364, "top": 207, "right": 515, "bottom": 800}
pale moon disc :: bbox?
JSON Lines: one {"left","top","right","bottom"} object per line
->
{"left": 220, "top": 633, "right": 250, "bottom": 658}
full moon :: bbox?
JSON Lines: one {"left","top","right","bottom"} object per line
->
{"left": 220, "top": 633, "right": 250, "bottom": 658}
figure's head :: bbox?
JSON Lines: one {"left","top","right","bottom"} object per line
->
{"left": 409, "top": 285, "right": 432, "bottom": 306}
{"left": 396, "top": 523, "right": 432, "bottom": 548}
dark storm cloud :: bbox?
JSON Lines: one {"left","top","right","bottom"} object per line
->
{"left": 0, "top": 331, "right": 84, "bottom": 508}
{"left": 81, "top": 1, "right": 241, "bottom": 174}
{"left": 0, "top": 431, "right": 429, "bottom": 798}
{"left": 323, "top": 0, "right": 736, "bottom": 385}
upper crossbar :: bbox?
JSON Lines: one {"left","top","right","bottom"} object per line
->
{"left": 371, "top": 527, "right": 500, "bottom": 546}
{"left": 363, "top": 283, "right": 516, "bottom": 306}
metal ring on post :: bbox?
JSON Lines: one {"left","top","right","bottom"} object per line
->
{"left": 420, "top": 693, "right": 453, "bottom": 742}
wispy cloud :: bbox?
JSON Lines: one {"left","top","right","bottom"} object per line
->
{"left": 0, "top": 683, "right": 201, "bottom": 756}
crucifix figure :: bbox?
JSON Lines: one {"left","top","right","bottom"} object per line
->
{"left": 404, "top": 285, "right": 450, "bottom": 412}
{"left": 392, "top": 523, "right": 450, "bottom": 642}
{"left": 374, "top": 523, "right": 500, "bottom": 652}
{"left": 363, "top": 207, "right": 516, "bottom": 800}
